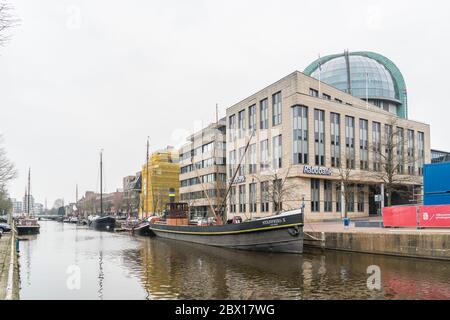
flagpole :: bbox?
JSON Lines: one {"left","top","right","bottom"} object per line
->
{"left": 365, "top": 72, "right": 369, "bottom": 109}
{"left": 318, "top": 54, "right": 322, "bottom": 99}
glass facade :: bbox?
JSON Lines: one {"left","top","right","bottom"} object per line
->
{"left": 359, "top": 119, "right": 369, "bottom": 170}
{"left": 293, "top": 105, "right": 308, "bottom": 165}
{"left": 330, "top": 113, "right": 340, "bottom": 167}
{"left": 345, "top": 116, "right": 355, "bottom": 169}
{"left": 249, "top": 104, "right": 256, "bottom": 132}
{"left": 273, "top": 135, "right": 282, "bottom": 169}
{"left": 260, "top": 99, "right": 268, "bottom": 130}
{"left": 314, "top": 109, "right": 325, "bottom": 166}
{"left": 418, "top": 132, "right": 425, "bottom": 175}
{"left": 372, "top": 122, "right": 381, "bottom": 171}
{"left": 407, "top": 129, "right": 415, "bottom": 175}
{"left": 260, "top": 139, "right": 269, "bottom": 170}
{"left": 272, "top": 91, "right": 282, "bottom": 126}
{"left": 310, "top": 55, "right": 396, "bottom": 100}
{"left": 311, "top": 179, "right": 320, "bottom": 212}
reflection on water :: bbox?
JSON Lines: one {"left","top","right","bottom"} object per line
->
{"left": 18, "top": 221, "right": 450, "bottom": 300}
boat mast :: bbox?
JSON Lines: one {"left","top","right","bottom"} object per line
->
{"left": 100, "top": 150, "right": 103, "bottom": 217}
{"left": 27, "top": 167, "right": 31, "bottom": 217}
{"left": 146, "top": 137, "right": 149, "bottom": 219}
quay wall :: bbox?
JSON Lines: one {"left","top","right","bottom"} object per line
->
{"left": 0, "top": 231, "right": 20, "bottom": 300}
{"left": 304, "top": 230, "right": 450, "bottom": 261}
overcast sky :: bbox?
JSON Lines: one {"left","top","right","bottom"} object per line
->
{"left": 1, "top": 0, "right": 449, "bottom": 207}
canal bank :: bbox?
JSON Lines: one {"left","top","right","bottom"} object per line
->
{"left": 0, "top": 231, "right": 20, "bottom": 300}
{"left": 304, "top": 221, "right": 450, "bottom": 261}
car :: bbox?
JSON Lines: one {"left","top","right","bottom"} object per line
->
{"left": 0, "top": 223, "right": 12, "bottom": 233}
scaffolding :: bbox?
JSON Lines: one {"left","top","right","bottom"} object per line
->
{"left": 139, "top": 147, "right": 180, "bottom": 219}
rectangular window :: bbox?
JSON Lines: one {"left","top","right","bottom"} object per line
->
{"left": 345, "top": 116, "right": 355, "bottom": 169}
{"left": 272, "top": 91, "right": 282, "bottom": 126}
{"left": 249, "top": 104, "right": 256, "bottom": 133}
{"left": 260, "top": 99, "right": 268, "bottom": 130}
{"left": 335, "top": 98, "right": 343, "bottom": 104}
{"left": 346, "top": 184, "right": 354, "bottom": 213}
{"left": 330, "top": 113, "right": 340, "bottom": 167}
{"left": 249, "top": 183, "right": 257, "bottom": 213}
{"left": 273, "top": 179, "right": 282, "bottom": 212}
{"left": 239, "top": 185, "right": 246, "bottom": 213}
{"left": 238, "top": 147, "right": 246, "bottom": 176}
{"left": 397, "top": 127, "right": 404, "bottom": 174}
{"left": 314, "top": 109, "right": 325, "bottom": 166}
{"left": 309, "top": 88, "right": 318, "bottom": 97}
{"left": 229, "top": 150, "right": 236, "bottom": 177}
{"left": 408, "top": 129, "right": 415, "bottom": 175}
{"left": 385, "top": 124, "right": 393, "bottom": 163}
{"left": 238, "top": 109, "right": 246, "bottom": 139}
{"left": 357, "top": 184, "right": 365, "bottom": 212}
{"left": 261, "top": 181, "right": 269, "bottom": 213}
{"left": 336, "top": 183, "right": 341, "bottom": 213}
{"left": 272, "top": 135, "right": 282, "bottom": 169}
{"left": 293, "top": 105, "right": 309, "bottom": 165}
{"left": 359, "top": 119, "right": 369, "bottom": 170}
{"left": 322, "top": 93, "right": 331, "bottom": 100}
{"left": 372, "top": 122, "right": 381, "bottom": 171}
{"left": 324, "top": 180, "right": 332, "bottom": 212}
{"left": 229, "top": 115, "right": 236, "bottom": 142}
{"left": 311, "top": 179, "right": 320, "bottom": 212}
{"left": 418, "top": 132, "right": 425, "bottom": 176}
{"left": 230, "top": 187, "right": 236, "bottom": 213}
{"left": 260, "top": 139, "right": 269, "bottom": 171}
{"left": 248, "top": 143, "right": 257, "bottom": 174}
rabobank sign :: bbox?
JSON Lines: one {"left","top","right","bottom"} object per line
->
{"left": 303, "top": 165, "right": 332, "bottom": 176}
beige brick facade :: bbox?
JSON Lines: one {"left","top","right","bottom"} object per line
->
{"left": 225, "top": 71, "right": 430, "bottom": 221}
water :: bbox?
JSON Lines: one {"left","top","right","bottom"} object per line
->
{"left": 18, "top": 221, "right": 450, "bottom": 300}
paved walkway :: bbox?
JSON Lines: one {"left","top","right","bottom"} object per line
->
{"left": 0, "top": 232, "right": 12, "bottom": 299}
{"left": 304, "top": 219, "right": 450, "bottom": 235}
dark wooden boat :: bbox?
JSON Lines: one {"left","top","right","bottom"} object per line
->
{"left": 149, "top": 203, "right": 303, "bottom": 254}
{"left": 16, "top": 217, "right": 40, "bottom": 235}
{"left": 122, "top": 219, "right": 153, "bottom": 236}
{"left": 89, "top": 215, "right": 116, "bottom": 232}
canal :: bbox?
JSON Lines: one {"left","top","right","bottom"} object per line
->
{"left": 17, "top": 221, "right": 450, "bottom": 300}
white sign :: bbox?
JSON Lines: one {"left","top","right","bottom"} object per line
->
{"left": 375, "top": 195, "right": 383, "bottom": 202}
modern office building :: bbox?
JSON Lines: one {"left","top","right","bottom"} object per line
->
{"left": 431, "top": 149, "right": 450, "bottom": 163}
{"left": 34, "top": 203, "right": 44, "bottom": 215}
{"left": 179, "top": 119, "right": 227, "bottom": 220}
{"left": 139, "top": 146, "right": 180, "bottom": 219}
{"left": 304, "top": 51, "right": 408, "bottom": 119}
{"left": 10, "top": 198, "right": 23, "bottom": 214}
{"left": 225, "top": 71, "right": 430, "bottom": 221}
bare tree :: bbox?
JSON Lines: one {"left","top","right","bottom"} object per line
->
{"left": 0, "top": 135, "right": 17, "bottom": 186}
{"left": 252, "top": 161, "right": 297, "bottom": 215}
{"left": 336, "top": 155, "right": 358, "bottom": 219}
{"left": 0, "top": 184, "right": 12, "bottom": 214}
{"left": 370, "top": 116, "right": 421, "bottom": 206}
{"left": 0, "top": 2, "right": 18, "bottom": 47}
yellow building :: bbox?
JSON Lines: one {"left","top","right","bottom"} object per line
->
{"left": 140, "top": 146, "right": 180, "bottom": 219}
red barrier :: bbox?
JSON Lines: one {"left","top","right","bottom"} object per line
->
{"left": 383, "top": 206, "right": 418, "bottom": 227}
{"left": 419, "top": 205, "right": 450, "bottom": 228}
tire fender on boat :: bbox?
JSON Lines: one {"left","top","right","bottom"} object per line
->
{"left": 288, "top": 226, "right": 300, "bottom": 237}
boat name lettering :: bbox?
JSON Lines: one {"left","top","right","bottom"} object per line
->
{"left": 262, "top": 218, "right": 285, "bottom": 225}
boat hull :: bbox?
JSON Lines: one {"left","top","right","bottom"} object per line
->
{"left": 134, "top": 222, "right": 154, "bottom": 236}
{"left": 149, "top": 213, "right": 303, "bottom": 254}
{"left": 17, "top": 225, "right": 40, "bottom": 235}
{"left": 89, "top": 216, "right": 116, "bottom": 232}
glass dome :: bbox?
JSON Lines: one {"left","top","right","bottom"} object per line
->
{"left": 310, "top": 55, "right": 397, "bottom": 100}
